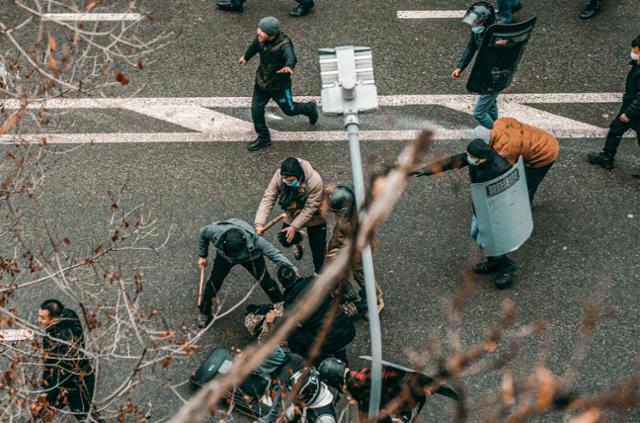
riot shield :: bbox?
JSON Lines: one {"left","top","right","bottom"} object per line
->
{"left": 466, "top": 17, "right": 537, "bottom": 94}
{"left": 470, "top": 156, "right": 533, "bottom": 257}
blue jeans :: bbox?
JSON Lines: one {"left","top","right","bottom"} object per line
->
{"left": 496, "top": 0, "right": 520, "bottom": 23}
{"left": 474, "top": 93, "right": 499, "bottom": 129}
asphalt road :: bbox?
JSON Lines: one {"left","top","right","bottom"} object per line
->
{"left": 3, "top": 0, "right": 640, "bottom": 422}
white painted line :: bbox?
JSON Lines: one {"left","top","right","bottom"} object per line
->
{"left": 397, "top": 10, "right": 466, "bottom": 19}
{"left": 0, "top": 329, "right": 34, "bottom": 342}
{"left": 0, "top": 93, "right": 624, "bottom": 110}
{"left": 0, "top": 93, "right": 628, "bottom": 143}
{"left": 41, "top": 13, "right": 142, "bottom": 21}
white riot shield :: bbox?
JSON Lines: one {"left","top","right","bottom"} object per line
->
{"left": 470, "top": 156, "right": 533, "bottom": 257}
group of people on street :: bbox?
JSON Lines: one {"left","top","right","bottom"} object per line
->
{"left": 30, "top": 1, "right": 640, "bottom": 422}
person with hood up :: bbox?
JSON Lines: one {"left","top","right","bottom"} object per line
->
{"left": 197, "top": 218, "right": 296, "bottom": 327}
{"left": 413, "top": 140, "right": 518, "bottom": 289}
{"left": 240, "top": 17, "right": 318, "bottom": 151}
{"left": 255, "top": 157, "right": 327, "bottom": 274}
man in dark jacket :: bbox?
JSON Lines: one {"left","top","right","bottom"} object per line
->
{"left": 240, "top": 17, "right": 318, "bottom": 151}
{"left": 217, "top": 0, "right": 314, "bottom": 17}
{"left": 588, "top": 35, "right": 640, "bottom": 174}
{"left": 279, "top": 266, "right": 355, "bottom": 364}
{"left": 451, "top": 2, "right": 505, "bottom": 130}
{"left": 33, "top": 300, "right": 100, "bottom": 422}
{"left": 197, "top": 218, "right": 296, "bottom": 327}
{"left": 413, "top": 140, "right": 517, "bottom": 289}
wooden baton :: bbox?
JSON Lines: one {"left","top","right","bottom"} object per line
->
{"left": 197, "top": 265, "right": 205, "bottom": 307}
{"left": 262, "top": 213, "right": 287, "bottom": 233}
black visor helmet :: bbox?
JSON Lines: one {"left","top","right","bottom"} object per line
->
{"left": 462, "top": 1, "right": 496, "bottom": 27}
{"left": 288, "top": 368, "right": 321, "bottom": 405}
{"left": 328, "top": 185, "right": 356, "bottom": 216}
{"left": 317, "top": 358, "right": 348, "bottom": 392}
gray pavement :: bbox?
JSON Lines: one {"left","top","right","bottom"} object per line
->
{"left": 3, "top": 0, "right": 640, "bottom": 421}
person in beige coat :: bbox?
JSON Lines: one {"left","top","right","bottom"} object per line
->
{"left": 255, "top": 157, "right": 327, "bottom": 273}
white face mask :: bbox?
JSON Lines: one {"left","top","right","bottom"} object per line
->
{"left": 467, "top": 155, "right": 481, "bottom": 166}
{"left": 631, "top": 51, "right": 640, "bottom": 62}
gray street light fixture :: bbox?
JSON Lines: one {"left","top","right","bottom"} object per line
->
{"left": 318, "top": 45, "right": 382, "bottom": 418}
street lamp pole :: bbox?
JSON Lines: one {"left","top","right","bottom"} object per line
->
{"left": 318, "top": 45, "right": 382, "bottom": 417}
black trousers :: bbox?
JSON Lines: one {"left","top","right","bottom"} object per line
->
{"left": 251, "top": 84, "right": 314, "bottom": 139}
{"left": 603, "top": 115, "right": 640, "bottom": 158}
{"left": 524, "top": 162, "right": 554, "bottom": 201}
{"left": 282, "top": 222, "right": 327, "bottom": 273}
{"left": 199, "top": 254, "right": 283, "bottom": 315}
{"left": 41, "top": 373, "right": 98, "bottom": 422}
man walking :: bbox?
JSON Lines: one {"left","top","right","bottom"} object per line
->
{"left": 197, "top": 218, "right": 295, "bottom": 327}
{"left": 240, "top": 17, "right": 318, "bottom": 151}
{"left": 588, "top": 35, "right": 640, "bottom": 174}
{"left": 33, "top": 300, "right": 101, "bottom": 422}
{"left": 451, "top": 2, "right": 504, "bottom": 129}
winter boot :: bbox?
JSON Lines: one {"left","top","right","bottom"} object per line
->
{"left": 247, "top": 136, "right": 272, "bottom": 151}
{"left": 293, "top": 244, "right": 304, "bottom": 260}
{"left": 580, "top": 0, "right": 603, "bottom": 19}
{"left": 308, "top": 101, "right": 319, "bottom": 125}
{"left": 473, "top": 257, "right": 506, "bottom": 274}
{"left": 217, "top": 0, "right": 244, "bottom": 12}
{"left": 289, "top": 2, "right": 314, "bottom": 17}
{"left": 587, "top": 151, "right": 614, "bottom": 169}
{"left": 494, "top": 262, "right": 516, "bottom": 290}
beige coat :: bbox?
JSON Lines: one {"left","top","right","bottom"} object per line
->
{"left": 255, "top": 158, "right": 325, "bottom": 230}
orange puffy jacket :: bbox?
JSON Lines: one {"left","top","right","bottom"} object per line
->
{"left": 489, "top": 118, "right": 559, "bottom": 168}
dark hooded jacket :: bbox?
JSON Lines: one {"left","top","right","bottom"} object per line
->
{"left": 283, "top": 276, "right": 355, "bottom": 353}
{"left": 243, "top": 32, "right": 296, "bottom": 92}
{"left": 42, "top": 308, "right": 92, "bottom": 390}
{"left": 622, "top": 61, "right": 640, "bottom": 121}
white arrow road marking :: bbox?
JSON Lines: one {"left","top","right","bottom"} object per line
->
{"left": 0, "top": 93, "right": 628, "bottom": 143}
{"left": 118, "top": 104, "right": 256, "bottom": 133}
{"left": 42, "top": 13, "right": 142, "bottom": 21}
{"left": 397, "top": 10, "right": 466, "bottom": 19}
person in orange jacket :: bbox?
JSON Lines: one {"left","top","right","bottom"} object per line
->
{"left": 434, "top": 117, "right": 558, "bottom": 201}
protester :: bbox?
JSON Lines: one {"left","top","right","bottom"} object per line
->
{"left": 255, "top": 157, "right": 327, "bottom": 274}
{"left": 240, "top": 17, "right": 318, "bottom": 151}
{"left": 32, "top": 300, "right": 101, "bottom": 422}
{"left": 588, "top": 35, "right": 640, "bottom": 174}
{"left": 464, "top": 118, "right": 559, "bottom": 201}
{"left": 197, "top": 218, "right": 295, "bottom": 327}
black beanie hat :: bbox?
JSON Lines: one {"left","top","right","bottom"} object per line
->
{"left": 466, "top": 138, "right": 494, "bottom": 159}
{"left": 223, "top": 229, "right": 246, "bottom": 258}
{"left": 281, "top": 157, "right": 304, "bottom": 179}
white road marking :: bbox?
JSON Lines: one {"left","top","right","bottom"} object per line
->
{"left": 0, "top": 93, "right": 627, "bottom": 143}
{"left": 41, "top": 13, "right": 142, "bottom": 21}
{"left": 397, "top": 10, "right": 466, "bottom": 19}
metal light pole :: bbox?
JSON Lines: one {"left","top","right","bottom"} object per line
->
{"left": 318, "top": 46, "right": 382, "bottom": 417}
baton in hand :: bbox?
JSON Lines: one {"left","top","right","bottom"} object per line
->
{"left": 197, "top": 265, "right": 205, "bottom": 307}
{"left": 261, "top": 213, "right": 287, "bottom": 234}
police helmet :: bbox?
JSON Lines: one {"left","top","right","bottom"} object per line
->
{"left": 317, "top": 358, "right": 348, "bottom": 392}
{"left": 288, "top": 368, "right": 321, "bottom": 405}
{"left": 328, "top": 186, "right": 356, "bottom": 216}
{"left": 462, "top": 2, "right": 496, "bottom": 27}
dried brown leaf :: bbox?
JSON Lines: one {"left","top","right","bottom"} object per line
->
{"left": 114, "top": 70, "right": 129, "bottom": 86}
{"left": 85, "top": 0, "right": 97, "bottom": 11}
{"left": 568, "top": 409, "right": 602, "bottom": 423}
{"left": 48, "top": 35, "right": 57, "bottom": 52}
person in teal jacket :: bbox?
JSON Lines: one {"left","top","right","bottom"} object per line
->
{"left": 196, "top": 218, "right": 296, "bottom": 327}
